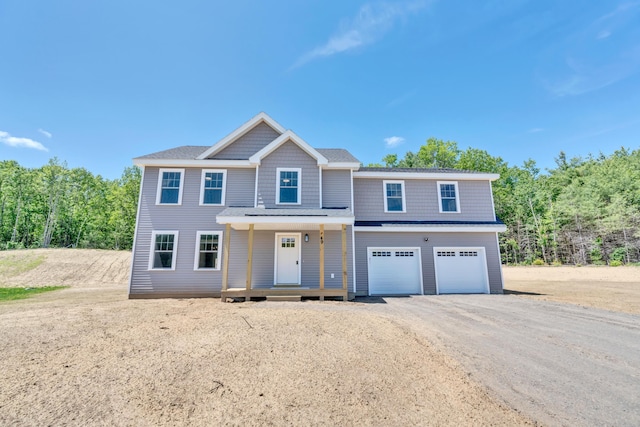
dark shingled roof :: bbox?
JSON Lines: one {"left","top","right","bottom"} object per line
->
{"left": 357, "top": 167, "right": 478, "bottom": 174}
{"left": 316, "top": 148, "right": 360, "bottom": 163}
{"left": 135, "top": 146, "right": 208, "bottom": 160}
{"left": 135, "top": 146, "right": 360, "bottom": 163}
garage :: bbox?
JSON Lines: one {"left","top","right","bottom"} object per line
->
{"left": 434, "top": 247, "right": 489, "bottom": 294}
{"left": 367, "top": 247, "right": 423, "bottom": 295}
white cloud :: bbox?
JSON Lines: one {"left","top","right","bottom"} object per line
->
{"left": 291, "top": 1, "right": 428, "bottom": 69}
{"left": 384, "top": 136, "right": 405, "bottom": 148}
{"left": 0, "top": 131, "right": 48, "bottom": 151}
{"left": 539, "top": 2, "right": 640, "bottom": 97}
{"left": 38, "top": 128, "right": 52, "bottom": 138}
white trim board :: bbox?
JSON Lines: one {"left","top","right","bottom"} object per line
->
{"left": 353, "top": 171, "right": 500, "bottom": 181}
{"left": 354, "top": 225, "right": 506, "bottom": 233}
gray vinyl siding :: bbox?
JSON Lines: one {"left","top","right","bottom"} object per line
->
{"left": 225, "top": 229, "right": 353, "bottom": 290}
{"left": 353, "top": 179, "right": 495, "bottom": 221}
{"left": 226, "top": 168, "right": 256, "bottom": 207}
{"left": 211, "top": 122, "right": 281, "bottom": 160}
{"left": 257, "top": 141, "right": 320, "bottom": 208}
{"left": 354, "top": 232, "right": 503, "bottom": 295}
{"left": 322, "top": 169, "right": 352, "bottom": 208}
{"left": 129, "top": 166, "right": 254, "bottom": 297}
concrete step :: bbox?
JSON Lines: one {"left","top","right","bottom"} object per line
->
{"left": 266, "top": 295, "right": 302, "bottom": 302}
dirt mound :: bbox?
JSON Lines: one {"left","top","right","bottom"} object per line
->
{"left": 0, "top": 248, "right": 131, "bottom": 288}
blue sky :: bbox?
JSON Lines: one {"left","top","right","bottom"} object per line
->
{"left": 1, "top": 0, "right": 639, "bottom": 179}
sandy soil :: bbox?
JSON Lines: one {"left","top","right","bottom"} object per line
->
{"left": 0, "top": 249, "right": 532, "bottom": 426}
{"left": 503, "top": 265, "right": 640, "bottom": 315}
{"left": 0, "top": 248, "right": 131, "bottom": 288}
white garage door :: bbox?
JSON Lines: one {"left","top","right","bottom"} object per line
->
{"left": 367, "top": 247, "right": 423, "bottom": 295}
{"left": 434, "top": 247, "right": 489, "bottom": 294}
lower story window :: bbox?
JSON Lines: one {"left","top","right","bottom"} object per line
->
{"left": 150, "top": 231, "right": 179, "bottom": 270}
{"left": 195, "top": 231, "right": 222, "bottom": 270}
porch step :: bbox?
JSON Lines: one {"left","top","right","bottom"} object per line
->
{"left": 266, "top": 295, "right": 302, "bottom": 302}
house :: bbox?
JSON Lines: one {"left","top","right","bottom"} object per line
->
{"left": 129, "top": 113, "right": 506, "bottom": 300}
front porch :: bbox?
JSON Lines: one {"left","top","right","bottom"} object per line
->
{"left": 217, "top": 208, "right": 354, "bottom": 302}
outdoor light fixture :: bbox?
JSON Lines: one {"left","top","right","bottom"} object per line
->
{"left": 424, "top": 237, "right": 429, "bottom": 242}
{"left": 304, "top": 233, "right": 309, "bottom": 242}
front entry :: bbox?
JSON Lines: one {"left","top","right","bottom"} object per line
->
{"left": 275, "top": 233, "right": 301, "bottom": 285}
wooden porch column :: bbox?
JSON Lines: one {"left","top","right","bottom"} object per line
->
{"left": 245, "top": 224, "right": 255, "bottom": 298}
{"left": 342, "top": 224, "right": 348, "bottom": 301}
{"left": 221, "top": 223, "right": 231, "bottom": 302}
{"left": 319, "top": 224, "right": 325, "bottom": 301}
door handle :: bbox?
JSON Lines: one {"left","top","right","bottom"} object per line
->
{"left": 296, "top": 260, "right": 299, "bottom": 265}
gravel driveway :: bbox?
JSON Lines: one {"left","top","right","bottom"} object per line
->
{"left": 370, "top": 295, "right": 640, "bottom": 426}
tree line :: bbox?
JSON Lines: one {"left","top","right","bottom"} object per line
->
{"left": 3, "top": 143, "right": 639, "bottom": 265}
{"left": 374, "top": 138, "right": 640, "bottom": 265}
{"left": 0, "top": 159, "right": 140, "bottom": 251}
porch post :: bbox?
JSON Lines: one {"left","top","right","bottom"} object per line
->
{"left": 221, "top": 223, "right": 231, "bottom": 302}
{"left": 245, "top": 224, "right": 255, "bottom": 298}
{"left": 319, "top": 224, "right": 325, "bottom": 301}
{"left": 342, "top": 224, "right": 348, "bottom": 301}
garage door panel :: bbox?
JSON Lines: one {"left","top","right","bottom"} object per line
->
{"left": 434, "top": 248, "right": 489, "bottom": 294}
{"left": 368, "top": 248, "right": 422, "bottom": 295}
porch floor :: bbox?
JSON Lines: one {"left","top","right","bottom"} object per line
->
{"left": 221, "top": 287, "right": 349, "bottom": 301}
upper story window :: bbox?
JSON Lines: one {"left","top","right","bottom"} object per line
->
{"left": 438, "top": 181, "right": 460, "bottom": 213}
{"left": 194, "top": 231, "right": 222, "bottom": 270}
{"left": 277, "top": 168, "right": 301, "bottom": 205}
{"left": 383, "top": 180, "right": 406, "bottom": 213}
{"left": 156, "top": 168, "right": 185, "bottom": 205}
{"left": 200, "top": 170, "right": 227, "bottom": 206}
{"left": 149, "top": 231, "right": 179, "bottom": 270}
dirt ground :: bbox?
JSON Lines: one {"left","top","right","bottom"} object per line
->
{"left": 0, "top": 249, "right": 532, "bottom": 426}
{"left": 503, "top": 265, "right": 640, "bottom": 315}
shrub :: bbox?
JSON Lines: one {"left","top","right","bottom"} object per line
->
{"left": 609, "top": 260, "right": 623, "bottom": 267}
{"left": 610, "top": 247, "right": 627, "bottom": 263}
{"left": 551, "top": 260, "right": 562, "bottom": 267}
{"left": 592, "top": 260, "right": 606, "bottom": 266}
{"left": 532, "top": 258, "right": 545, "bottom": 266}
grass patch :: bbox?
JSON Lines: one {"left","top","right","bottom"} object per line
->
{"left": 0, "top": 253, "right": 45, "bottom": 281}
{"left": 0, "top": 286, "right": 67, "bottom": 302}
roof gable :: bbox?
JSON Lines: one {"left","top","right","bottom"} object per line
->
{"left": 197, "top": 112, "right": 286, "bottom": 160}
{"left": 249, "top": 130, "right": 328, "bottom": 166}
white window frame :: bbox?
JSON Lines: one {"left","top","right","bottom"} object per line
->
{"left": 148, "top": 230, "right": 179, "bottom": 270}
{"left": 193, "top": 231, "right": 223, "bottom": 271}
{"left": 199, "top": 169, "right": 227, "bottom": 206}
{"left": 156, "top": 168, "right": 185, "bottom": 205}
{"left": 383, "top": 180, "right": 406, "bottom": 213}
{"left": 437, "top": 181, "right": 460, "bottom": 213}
{"left": 276, "top": 167, "right": 302, "bottom": 205}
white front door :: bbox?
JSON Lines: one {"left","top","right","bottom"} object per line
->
{"left": 275, "top": 233, "right": 301, "bottom": 284}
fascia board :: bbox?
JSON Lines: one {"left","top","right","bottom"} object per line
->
{"left": 133, "top": 159, "right": 252, "bottom": 168}
{"left": 353, "top": 171, "right": 500, "bottom": 181}
{"left": 249, "top": 131, "right": 329, "bottom": 166}
{"left": 323, "top": 162, "right": 361, "bottom": 170}
{"left": 196, "top": 112, "right": 286, "bottom": 160}
{"left": 354, "top": 225, "right": 507, "bottom": 232}
{"left": 217, "top": 216, "right": 354, "bottom": 225}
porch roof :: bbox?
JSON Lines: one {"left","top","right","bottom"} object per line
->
{"left": 216, "top": 207, "right": 354, "bottom": 230}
